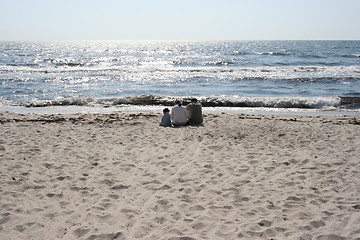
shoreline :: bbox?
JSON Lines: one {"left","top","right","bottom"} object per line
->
{"left": 1, "top": 112, "right": 359, "bottom": 239}
{"left": 1, "top": 111, "right": 360, "bottom": 124}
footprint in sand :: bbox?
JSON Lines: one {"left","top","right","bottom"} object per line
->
{"left": 73, "top": 228, "right": 91, "bottom": 238}
{"left": 310, "top": 220, "right": 326, "bottom": 228}
{"left": 0, "top": 214, "right": 11, "bottom": 225}
{"left": 189, "top": 205, "right": 205, "bottom": 211}
{"left": 316, "top": 234, "right": 346, "bottom": 240}
{"left": 233, "top": 195, "right": 250, "bottom": 204}
{"left": 168, "top": 237, "right": 196, "bottom": 240}
{"left": 108, "top": 194, "right": 120, "bottom": 200}
{"left": 207, "top": 145, "right": 223, "bottom": 151}
{"left": 154, "top": 199, "right": 172, "bottom": 212}
{"left": 258, "top": 220, "right": 272, "bottom": 227}
{"left": 86, "top": 232, "right": 125, "bottom": 240}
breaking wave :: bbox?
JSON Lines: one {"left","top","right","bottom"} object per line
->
{"left": 18, "top": 95, "right": 356, "bottom": 109}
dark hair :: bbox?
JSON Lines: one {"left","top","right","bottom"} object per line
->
{"left": 175, "top": 100, "right": 182, "bottom": 107}
{"left": 191, "top": 98, "right": 198, "bottom": 103}
{"left": 163, "top": 108, "right": 170, "bottom": 113}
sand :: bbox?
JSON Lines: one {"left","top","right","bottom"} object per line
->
{"left": 0, "top": 112, "right": 359, "bottom": 240}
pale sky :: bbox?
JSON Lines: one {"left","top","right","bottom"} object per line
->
{"left": 1, "top": 0, "right": 359, "bottom": 41}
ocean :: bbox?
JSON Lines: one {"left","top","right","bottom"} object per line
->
{"left": 1, "top": 40, "right": 360, "bottom": 115}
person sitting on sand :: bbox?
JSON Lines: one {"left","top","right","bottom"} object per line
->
{"left": 186, "top": 98, "right": 203, "bottom": 125}
{"left": 171, "top": 100, "right": 188, "bottom": 126}
{"left": 160, "top": 108, "right": 172, "bottom": 127}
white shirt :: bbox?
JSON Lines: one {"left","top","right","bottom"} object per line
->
{"left": 171, "top": 105, "right": 188, "bottom": 124}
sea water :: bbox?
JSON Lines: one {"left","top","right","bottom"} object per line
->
{"left": 0, "top": 40, "right": 359, "bottom": 114}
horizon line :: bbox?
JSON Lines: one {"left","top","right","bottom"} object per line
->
{"left": 1, "top": 39, "right": 360, "bottom": 42}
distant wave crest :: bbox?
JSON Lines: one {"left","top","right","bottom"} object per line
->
{"left": 258, "top": 52, "right": 289, "bottom": 56}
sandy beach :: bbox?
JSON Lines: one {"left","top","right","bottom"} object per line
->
{"left": 0, "top": 112, "right": 359, "bottom": 240}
